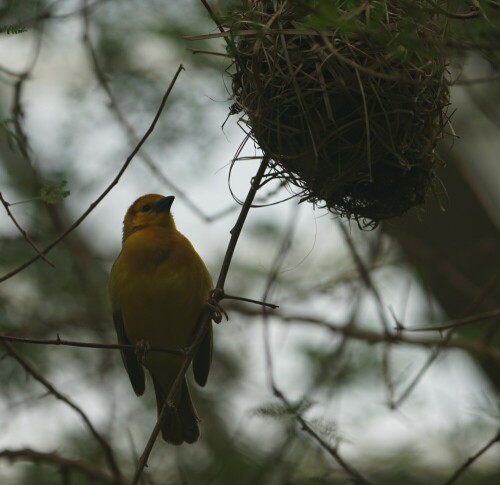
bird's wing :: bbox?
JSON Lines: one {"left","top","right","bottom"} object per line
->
{"left": 193, "top": 322, "right": 212, "bottom": 387}
{"left": 112, "top": 309, "right": 145, "bottom": 396}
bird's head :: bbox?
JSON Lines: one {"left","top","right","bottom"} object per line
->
{"left": 122, "top": 194, "right": 176, "bottom": 242}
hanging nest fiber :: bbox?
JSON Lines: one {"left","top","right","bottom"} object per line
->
{"left": 223, "top": 0, "right": 450, "bottom": 225}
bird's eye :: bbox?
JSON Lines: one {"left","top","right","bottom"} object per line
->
{"left": 141, "top": 204, "right": 152, "bottom": 213}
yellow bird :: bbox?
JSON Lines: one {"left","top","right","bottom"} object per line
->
{"left": 108, "top": 194, "right": 213, "bottom": 444}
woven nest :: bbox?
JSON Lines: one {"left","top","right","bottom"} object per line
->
{"left": 224, "top": 0, "right": 450, "bottom": 225}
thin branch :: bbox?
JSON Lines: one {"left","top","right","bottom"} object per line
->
{"left": 0, "top": 333, "right": 186, "bottom": 356}
{"left": 0, "top": 192, "right": 54, "bottom": 266}
{"left": 338, "top": 223, "right": 391, "bottom": 333}
{"left": 132, "top": 156, "right": 271, "bottom": 485}
{"left": 229, "top": 305, "right": 500, "bottom": 362}
{"left": 81, "top": 4, "right": 233, "bottom": 224}
{"left": 216, "top": 156, "right": 271, "bottom": 290}
{"left": 187, "top": 48, "right": 229, "bottom": 57}
{"left": 0, "top": 64, "right": 184, "bottom": 283}
{"left": 2, "top": 341, "right": 124, "bottom": 482}
{"left": 444, "top": 428, "right": 500, "bottom": 485}
{"left": 258, "top": 213, "right": 373, "bottom": 484}
{"left": 221, "top": 292, "right": 279, "bottom": 310}
{"left": 273, "top": 387, "right": 374, "bottom": 485}
{"left": 199, "top": 0, "right": 226, "bottom": 36}
{"left": 132, "top": 308, "right": 212, "bottom": 485}
{"left": 0, "top": 448, "right": 126, "bottom": 485}
{"left": 402, "top": 308, "right": 500, "bottom": 333}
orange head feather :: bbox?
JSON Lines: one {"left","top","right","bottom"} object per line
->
{"left": 122, "top": 194, "right": 176, "bottom": 242}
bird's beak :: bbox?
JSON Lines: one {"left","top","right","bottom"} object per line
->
{"left": 154, "top": 195, "right": 175, "bottom": 213}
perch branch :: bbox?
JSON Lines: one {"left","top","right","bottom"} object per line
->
{"left": 132, "top": 155, "right": 271, "bottom": 484}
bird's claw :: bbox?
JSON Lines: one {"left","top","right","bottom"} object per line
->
{"left": 207, "top": 289, "right": 228, "bottom": 324}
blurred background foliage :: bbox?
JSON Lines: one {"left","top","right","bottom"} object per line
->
{"left": 0, "top": 0, "right": 499, "bottom": 484}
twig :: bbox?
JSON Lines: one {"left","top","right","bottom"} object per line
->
{"left": 402, "top": 308, "right": 500, "bottom": 333}
{"left": 199, "top": 0, "right": 226, "bottom": 36}
{"left": 132, "top": 156, "right": 271, "bottom": 485}
{"left": 216, "top": 156, "right": 270, "bottom": 290}
{"left": 2, "top": 341, "right": 124, "bottom": 482}
{"left": 391, "top": 339, "right": 445, "bottom": 409}
{"left": 444, "top": 427, "right": 500, "bottom": 485}
{"left": 186, "top": 48, "right": 229, "bottom": 57}
{"left": 0, "top": 65, "right": 184, "bottom": 283}
{"left": 0, "top": 192, "right": 54, "bottom": 266}
{"left": 81, "top": 4, "right": 233, "bottom": 224}
{"left": 221, "top": 292, "right": 279, "bottom": 309}
{"left": 229, "top": 306, "right": 500, "bottom": 362}
{"left": 258, "top": 213, "right": 373, "bottom": 484}
{"left": 0, "top": 333, "right": 186, "bottom": 355}
{"left": 338, "top": 223, "right": 391, "bottom": 333}
{"left": 0, "top": 448, "right": 126, "bottom": 485}
{"left": 274, "top": 387, "right": 374, "bottom": 485}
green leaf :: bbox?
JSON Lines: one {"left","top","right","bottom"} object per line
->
{"left": 308, "top": 417, "right": 338, "bottom": 445}
{"left": 39, "top": 179, "right": 70, "bottom": 205}
{"left": 251, "top": 399, "right": 313, "bottom": 419}
{"left": 0, "top": 25, "right": 27, "bottom": 35}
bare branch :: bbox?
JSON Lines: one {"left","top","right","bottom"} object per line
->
{"left": 2, "top": 341, "right": 124, "bottom": 482}
{"left": 221, "top": 292, "right": 279, "bottom": 310}
{"left": 401, "top": 308, "right": 500, "bottom": 333}
{"left": 0, "top": 333, "right": 187, "bottom": 355}
{"left": 0, "top": 192, "right": 54, "bottom": 266}
{"left": 0, "top": 448, "right": 127, "bottom": 485}
{"left": 0, "top": 64, "right": 184, "bottom": 283}
{"left": 227, "top": 305, "right": 500, "bottom": 362}
{"left": 132, "top": 155, "right": 271, "bottom": 484}
{"left": 273, "top": 387, "right": 374, "bottom": 485}
{"left": 444, "top": 428, "right": 500, "bottom": 485}
{"left": 257, "top": 214, "right": 373, "bottom": 484}
{"left": 338, "top": 223, "right": 391, "bottom": 332}
{"left": 80, "top": 3, "right": 234, "bottom": 224}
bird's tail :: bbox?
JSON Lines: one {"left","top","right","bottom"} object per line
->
{"left": 152, "top": 376, "right": 200, "bottom": 445}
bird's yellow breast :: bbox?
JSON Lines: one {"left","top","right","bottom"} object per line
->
{"left": 109, "top": 226, "right": 212, "bottom": 372}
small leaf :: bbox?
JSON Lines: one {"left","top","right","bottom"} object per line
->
{"left": 39, "top": 180, "right": 70, "bottom": 205}
{"left": 308, "top": 417, "right": 338, "bottom": 445}
{"left": 251, "top": 399, "right": 313, "bottom": 419}
{"left": 0, "top": 25, "right": 27, "bottom": 35}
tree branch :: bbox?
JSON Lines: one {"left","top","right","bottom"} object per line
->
{"left": 132, "top": 155, "right": 271, "bottom": 484}
{"left": 444, "top": 427, "right": 500, "bottom": 485}
{"left": 400, "top": 307, "right": 500, "bottom": 333}
{"left": 0, "top": 333, "right": 186, "bottom": 356}
{"left": 0, "top": 192, "right": 54, "bottom": 267}
{"left": 2, "top": 341, "right": 124, "bottom": 482}
{"left": 0, "top": 64, "right": 184, "bottom": 283}
{"left": 0, "top": 448, "right": 126, "bottom": 485}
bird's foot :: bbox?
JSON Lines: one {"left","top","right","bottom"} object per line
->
{"left": 135, "top": 339, "right": 151, "bottom": 364}
{"left": 207, "top": 288, "right": 228, "bottom": 324}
